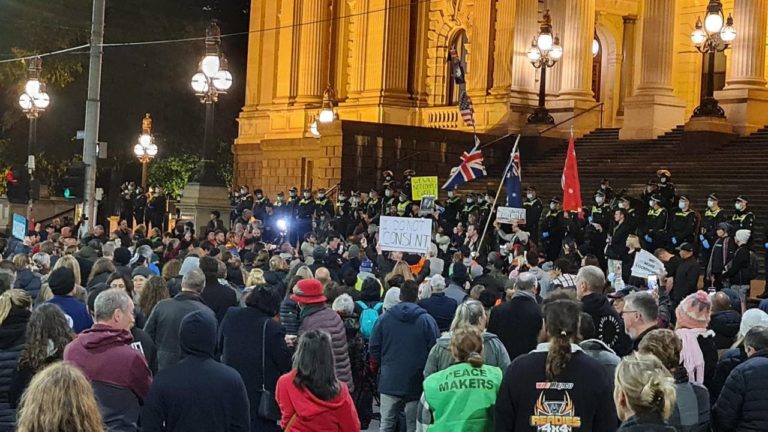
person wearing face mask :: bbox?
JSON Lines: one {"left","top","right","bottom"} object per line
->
{"left": 251, "top": 188, "right": 271, "bottom": 223}
{"left": 668, "top": 195, "right": 696, "bottom": 249}
{"left": 643, "top": 195, "right": 668, "bottom": 252}
{"left": 731, "top": 195, "right": 754, "bottom": 234}
{"left": 700, "top": 193, "right": 727, "bottom": 259}
{"left": 382, "top": 169, "right": 395, "bottom": 189}
{"left": 656, "top": 169, "right": 676, "bottom": 209}
{"left": 615, "top": 196, "right": 639, "bottom": 234}
{"left": 706, "top": 222, "right": 736, "bottom": 290}
{"left": 541, "top": 198, "right": 566, "bottom": 261}
{"left": 598, "top": 178, "right": 615, "bottom": 201}
{"left": 523, "top": 186, "right": 543, "bottom": 243}
{"left": 585, "top": 190, "right": 610, "bottom": 266}
{"left": 383, "top": 185, "right": 396, "bottom": 209}
{"left": 639, "top": 179, "right": 659, "bottom": 217}
{"left": 295, "top": 188, "right": 316, "bottom": 244}
{"left": 315, "top": 188, "right": 335, "bottom": 218}
{"left": 403, "top": 169, "right": 415, "bottom": 201}
{"left": 444, "top": 189, "right": 462, "bottom": 226}
{"left": 366, "top": 189, "right": 382, "bottom": 223}
{"left": 396, "top": 190, "right": 412, "bottom": 217}
{"left": 460, "top": 194, "right": 480, "bottom": 225}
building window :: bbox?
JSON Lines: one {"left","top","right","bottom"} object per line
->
{"left": 592, "top": 36, "right": 602, "bottom": 101}
{"left": 701, "top": 51, "right": 726, "bottom": 101}
{"left": 446, "top": 31, "right": 468, "bottom": 106}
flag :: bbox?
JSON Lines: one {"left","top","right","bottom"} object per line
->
{"left": 442, "top": 143, "right": 487, "bottom": 190}
{"left": 505, "top": 135, "right": 523, "bottom": 207}
{"left": 561, "top": 132, "right": 583, "bottom": 212}
{"left": 458, "top": 91, "right": 475, "bottom": 127}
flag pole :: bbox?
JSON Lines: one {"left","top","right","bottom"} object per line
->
{"left": 477, "top": 134, "right": 521, "bottom": 256}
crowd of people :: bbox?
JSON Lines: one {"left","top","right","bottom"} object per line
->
{"left": 0, "top": 166, "right": 764, "bottom": 431}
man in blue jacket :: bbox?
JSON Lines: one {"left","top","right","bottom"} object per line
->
{"left": 713, "top": 326, "right": 768, "bottom": 431}
{"left": 370, "top": 280, "right": 439, "bottom": 432}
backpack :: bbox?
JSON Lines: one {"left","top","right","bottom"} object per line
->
{"left": 745, "top": 250, "right": 759, "bottom": 281}
{"left": 356, "top": 301, "right": 382, "bottom": 340}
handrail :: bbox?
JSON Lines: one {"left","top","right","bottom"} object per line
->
{"left": 540, "top": 102, "right": 604, "bottom": 135}
{"left": 326, "top": 181, "right": 342, "bottom": 197}
{"left": 36, "top": 206, "right": 76, "bottom": 226}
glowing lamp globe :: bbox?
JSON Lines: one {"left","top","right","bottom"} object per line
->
{"left": 309, "top": 120, "right": 320, "bottom": 137}
{"left": 134, "top": 144, "right": 145, "bottom": 157}
{"left": 201, "top": 55, "right": 220, "bottom": 78}
{"left": 537, "top": 33, "right": 553, "bottom": 53}
{"left": 318, "top": 108, "right": 335, "bottom": 123}
{"left": 146, "top": 143, "right": 158, "bottom": 157}
{"left": 592, "top": 39, "right": 600, "bottom": 57}
{"left": 527, "top": 47, "right": 541, "bottom": 63}
{"left": 18, "top": 94, "right": 33, "bottom": 110}
{"left": 33, "top": 92, "right": 50, "bottom": 109}
{"left": 704, "top": 12, "right": 724, "bottom": 34}
{"left": 191, "top": 73, "right": 208, "bottom": 93}
{"left": 24, "top": 79, "right": 40, "bottom": 97}
{"left": 212, "top": 69, "right": 233, "bottom": 91}
{"left": 691, "top": 28, "right": 707, "bottom": 45}
{"left": 550, "top": 44, "right": 563, "bottom": 61}
{"left": 721, "top": 25, "right": 736, "bottom": 43}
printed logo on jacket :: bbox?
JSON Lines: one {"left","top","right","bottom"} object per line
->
{"left": 530, "top": 382, "right": 582, "bottom": 431}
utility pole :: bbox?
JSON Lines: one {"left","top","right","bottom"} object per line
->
{"left": 82, "top": 0, "right": 106, "bottom": 232}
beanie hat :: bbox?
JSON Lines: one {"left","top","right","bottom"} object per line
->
{"left": 347, "top": 245, "right": 360, "bottom": 260}
{"left": 675, "top": 291, "right": 712, "bottom": 329}
{"left": 452, "top": 263, "right": 468, "bottom": 283}
{"left": 359, "top": 259, "right": 374, "bottom": 273}
{"left": 132, "top": 266, "right": 153, "bottom": 279}
{"left": 113, "top": 247, "right": 132, "bottom": 266}
{"left": 739, "top": 308, "right": 768, "bottom": 339}
{"left": 735, "top": 229, "right": 751, "bottom": 244}
{"left": 48, "top": 267, "right": 75, "bottom": 296}
{"left": 312, "top": 246, "right": 327, "bottom": 261}
{"left": 383, "top": 287, "right": 401, "bottom": 312}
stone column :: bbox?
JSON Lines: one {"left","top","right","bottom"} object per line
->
{"left": 273, "top": 0, "right": 301, "bottom": 105}
{"left": 558, "top": 0, "right": 595, "bottom": 100}
{"left": 715, "top": 0, "right": 768, "bottom": 135}
{"left": 509, "top": 0, "right": 539, "bottom": 129}
{"left": 467, "top": 0, "right": 493, "bottom": 97}
{"left": 617, "top": 16, "right": 637, "bottom": 116}
{"left": 619, "top": 0, "right": 685, "bottom": 140}
{"left": 545, "top": 0, "right": 565, "bottom": 97}
{"left": 295, "top": 0, "right": 332, "bottom": 104}
{"left": 490, "top": 0, "right": 515, "bottom": 96}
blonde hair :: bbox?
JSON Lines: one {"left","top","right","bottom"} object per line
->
{"left": 246, "top": 268, "right": 266, "bottom": 287}
{"left": 53, "top": 255, "right": 82, "bottom": 286}
{"left": 450, "top": 327, "right": 484, "bottom": 367}
{"left": 12, "top": 254, "right": 29, "bottom": 269}
{"left": 17, "top": 362, "right": 105, "bottom": 432}
{"left": 450, "top": 300, "right": 486, "bottom": 332}
{"left": 626, "top": 235, "right": 641, "bottom": 250}
{"left": 385, "top": 261, "right": 414, "bottom": 287}
{"left": 295, "top": 266, "right": 313, "bottom": 280}
{"left": 615, "top": 352, "right": 677, "bottom": 420}
{"left": 0, "top": 289, "right": 32, "bottom": 325}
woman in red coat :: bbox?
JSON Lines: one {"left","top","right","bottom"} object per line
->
{"left": 276, "top": 329, "right": 360, "bottom": 431}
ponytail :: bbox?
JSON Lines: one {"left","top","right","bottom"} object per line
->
{"left": 467, "top": 351, "right": 484, "bottom": 368}
{"left": 616, "top": 353, "right": 677, "bottom": 420}
{"left": 0, "top": 289, "right": 32, "bottom": 325}
{"left": 546, "top": 330, "right": 573, "bottom": 381}
{"left": 450, "top": 327, "right": 485, "bottom": 367}
{"left": 543, "top": 300, "right": 582, "bottom": 381}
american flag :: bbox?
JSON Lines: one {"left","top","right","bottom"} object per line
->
{"left": 442, "top": 144, "right": 487, "bottom": 190}
{"left": 458, "top": 91, "right": 475, "bottom": 128}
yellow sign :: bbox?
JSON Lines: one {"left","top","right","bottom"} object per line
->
{"left": 411, "top": 176, "right": 438, "bottom": 200}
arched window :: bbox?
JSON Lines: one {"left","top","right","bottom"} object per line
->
{"left": 592, "top": 35, "right": 602, "bottom": 101}
{"left": 446, "top": 31, "right": 468, "bottom": 106}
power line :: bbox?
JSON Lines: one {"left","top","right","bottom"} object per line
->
{"left": 0, "top": 0, "right": 437, "bottom": 63}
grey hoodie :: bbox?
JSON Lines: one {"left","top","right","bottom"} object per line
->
{"left": 423, "top": 331, "right": 511, "bottom": 377}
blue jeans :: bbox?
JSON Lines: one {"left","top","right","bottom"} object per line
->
{"left": 379, "top": 394, "right": 417, "bottom": 432}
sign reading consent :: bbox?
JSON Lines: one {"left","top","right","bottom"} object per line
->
{"left": 379, "top": 216, "right": 432, "bottom": 254}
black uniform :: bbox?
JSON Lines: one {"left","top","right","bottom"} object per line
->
{"left": 133, "top": 192, "right": 147, "bottom": 225}
{"left": 366, "top": 197, "right": 382, "bottom": 222}
{"left": 643, "top": 207, "right": 668, "bottom": 252}
{"left": 252, "top": 197, "right": 271, "bottom": 222}
{"left": 120, "top": 188, "right": 134, "bottom": 227}
{"left": 700, "top": 207, "right": 727, "bottom": 251}
{"left": 444, "top": 196, "right": 463, "bottom": 226}
{"left": 460, "top": 202, "right": 480, "bottom": 225}
{"left": 731, "top": 209, "right": 755, "bottom": 232}
{"left": 585, "top": 203, "right": 611, "bottom": 263}
{"left": 657, "top": 182, "right": 676, "bottom": 209}
{"left": 296, "top": 198, "right": 315, "bottom": 243}
{"left": 669, "top": 209, "right": 697, "bottom": 248}
{"left": 523, "top": 198, "right": 544, "bottom": 242}
{"left": 315, "top": 197, "right": 335, "bottom": 217}
{"left": 541, "top": 209, "right": 566, "bottom": 261}
{"left": 148, "top": 193, "right": 166, "bottom": 232}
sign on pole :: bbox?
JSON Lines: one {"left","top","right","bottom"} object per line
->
{"left": 411, "top": 176, "right": 438, "bottom": 201}
{"left": 12, "top": 214, "right": 26, "bottom": 241}
{"left": 496, "top": 206, "right": 526, "bottom": 224}
{"left": 379, "top": 216, "right": 432, "bottom": 254}
{"left": 630, "top": 250, "right": 665, "bottom": 279}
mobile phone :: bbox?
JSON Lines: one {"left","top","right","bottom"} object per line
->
{"left": 647, "top": 275, "right": 659, "bottom": 292}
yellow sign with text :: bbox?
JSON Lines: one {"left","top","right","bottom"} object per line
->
{"left": 411, "top": 176, "right": 439, "bottom": 201}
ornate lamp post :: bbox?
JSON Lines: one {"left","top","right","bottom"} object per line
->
{"left": 527, "top": 10, "right": 563, "bottom": 125}
{"left": 191, "top": 21, "right": 233, "bottom": 184}
{"left": 133, "top": 114, "right": 158, "bottom": 190}
{"left": 18, "top": 56, "right": 50, "bottom": 190}
{"left": 690, "top": 0, "right": 736, "bottom": 117}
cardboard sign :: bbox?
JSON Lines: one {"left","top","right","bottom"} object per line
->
{"left": 379, "top": 216, "right": 432, "bottom": 254}
{"left": 496, "top": 206, "right": 526, "bottom": 224}
{"left": 411, "top": 176, "right": 438, "bottom": 201}
{"left": 631, "top": 249, "right": 665, "bottom": 279}
{"left": 11, "top": 213, "right": 26, "bottom": 241}
{"left": 419, "top": 195, "right": 435, "bottom": 216}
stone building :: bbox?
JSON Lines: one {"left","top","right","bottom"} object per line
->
{"left": 236, "top": 0, "right": 768, "bottom": 194}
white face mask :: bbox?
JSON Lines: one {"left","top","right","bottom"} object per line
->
{"left": 318, "top": 194, "right": 325, "bottom": 199}
{"left": 385, "top": 190, "right": 392, "bottom": 197}
{"left": 596, "top": 196, "right": 604, "bottom": 205}
{"left": 707, "top": 200, "right": 714, "bottom": 209}
{"left": 618, "top": 202, "right": 627, "bottom": 209}
{"left": 466, "top": 198, "right": 474, "bottom": 204}
{"left": 447, "top": 191, "right": 454, "bottom": 198}
{"left": 660, "top": 177, "right": 667, "bottom": 183}
{"left": 550, "top": 203, "right": 557, "bottom": 210}
{"left": 649, "top": 200, "right": 655, "bottom": 208}
{"left": 303, "top": 192, "right": 311, "bottom": 198}
{"left": 678, "top": 202, "right": 686, "bottom": 210}
{"left": 735, "top": 203, "right": 742, "bottom": 211}
{"left": 526, "top": 193, "right": 534, "bottom": 200}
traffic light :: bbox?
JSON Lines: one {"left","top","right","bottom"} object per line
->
{"left": 6, "top": 166, "right": 30, "bottom": 204}
{"left": 61, "top": 161, "right": 86, "bottom": 203}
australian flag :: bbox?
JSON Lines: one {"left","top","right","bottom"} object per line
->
{"left": 505, "top": 136, "right": 523, "bottom": 207}
{"left": 442, "top": 137, "right": 486, "bottom": 190}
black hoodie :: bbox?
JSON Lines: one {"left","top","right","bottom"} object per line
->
{"left": 142, "top": 310, "right": 250, "bottom": 432}
{"left": 581, "top": 293, "right": 632, "bottom": 357}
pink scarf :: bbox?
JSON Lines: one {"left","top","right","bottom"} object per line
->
{"left": 675, "top": 328, "right": 709, "bottom": 385}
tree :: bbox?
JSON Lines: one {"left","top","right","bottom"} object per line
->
{"left": 147, "top": 155, "right": 201, "bottom": 199}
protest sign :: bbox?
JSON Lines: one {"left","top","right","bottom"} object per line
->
{"left": 496, "top": 206, "right": 526, "bottom": 224}
{"left": 379, "top": 216, "right": 432, "bottom": 254}
{"left": 11, "top": 214, "right": 26, "bottom": 241}
{"left": 630, "top": 249, "right": 665, "bottom": 279}
{"left": 419, "top": 195, "right": 435, "bottom": 216}
{"left": 411, "top": 176, "right": 438, "bottom": 200}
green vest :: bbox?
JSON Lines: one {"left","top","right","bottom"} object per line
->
{"left": 423, "top": 363, "right": 502, "bottom": 432}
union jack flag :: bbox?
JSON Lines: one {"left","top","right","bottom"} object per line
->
{"left": 458, "top": 91, "right": 475, "bottom": 127}
{"left": 442, "top": 141, "right": 487, "bottom": 190}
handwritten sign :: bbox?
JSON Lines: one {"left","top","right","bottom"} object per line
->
{"left": 379, "top": 216, "right": 432, "bottom": 254}
{"left": 631, "top": 250, "right": 665, "bottom": 279}
{"left": 496, "top": 207, "right": 526, "bottom": 224}
{"left": 11, "top": 213, "right": 26, "bottom": 241}
{"left": 411, "top": 176, "right": 438, "bottom": 201}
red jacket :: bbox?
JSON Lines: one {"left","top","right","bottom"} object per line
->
{"left": 275, "top": 370, "right": 360, "bottom": 432}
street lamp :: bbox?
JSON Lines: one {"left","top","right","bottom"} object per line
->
{"left": 690, "top": 0, "right": 735, "bottom": 117}
{"left": 191, "top": 21, "right": 232, "bottom": 184}
{"left": 527, "top": 10, "right": 562, "bottom": 125}
{"left": 18, "top": 56, "right": 50, "bottom": 201}
{"left": 134, "top": 114, "right": 158, "bottom": 190}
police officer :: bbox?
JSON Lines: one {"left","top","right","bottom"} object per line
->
{"left": 383, "top": 184, "right": 396, "bottom": 210}
{"left": 460, "top": 194, "right": 480, "bottom": 225}
{"left": 396, "top": 190, "right": 412, "bottom": 217}
{"left": 541, "top": 197, "right": 566, "bottom": 261}
{"left": 366, "top": 188, "right": 382, "bottom": 223}
{"left": 700, "top": 193, "right": 726, "bottom": 254}
{"left": 286, "top": 187, "right": 300, "bottom": 219}
{"left": 296, "top": 188, "right": 315, "bottom": 244}
{"left": 132, "top": 186, "right": 147, "bottom": 226}
{"left": 643, "top": 194, "right": 667, "bottom": 252}
{"left": 273, "top": 191, "right": 289, "bottom": 218}
{"left": 148, "top": 186, "right": 167, "bottom": 232}
{"left": 616, "top": 196, "right": 639, "bottom": 234}
{"left": 669, "top": 195, "right": 697, "bottom": 248}
{"left": 523, "top": 186, "right": 544, "bottom": 243}
{"left": 656, "top": 169, "right": 676, "bottom": 209}
{"left": 402, "top": 169, "right": 415, "bottom": 200}
{"left": 444, "top": 189, "right": 462, "bottom": 226}
{"left": 382, "top": 170, "right": 395, "bottom": 189}
{"left": 639, "top": 179, "right": 658, "bottom": 217}
{"left": 315, "top": 188, "right": 335, "bottom": 217}
{"left": 585, "top": 190, "right": 610, "bottom": 264}
{"left": 598, "top": 178, "right": 615, "bottom": 201}
{"left": 252, "top": 189, "right": 271, "bottom": 222}
{"left": 732, "top": 195, "right": 754, "bottom": 231}
{"left": 120, "top": 182, "right": 135, "bottom": 228}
